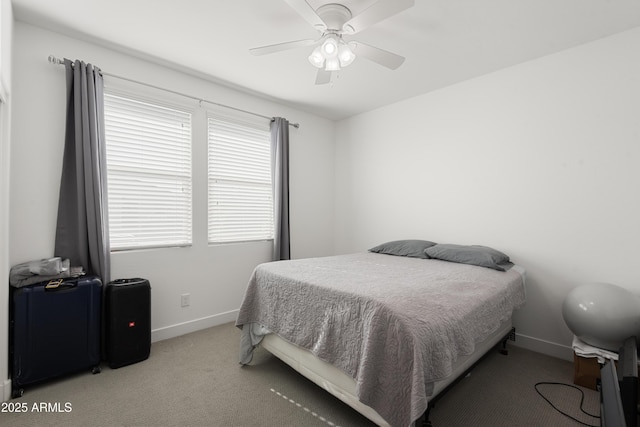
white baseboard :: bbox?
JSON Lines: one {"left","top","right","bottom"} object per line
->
{"left": 511, "top": 332, "right": 573, "bottom": 361}
{"left": 2, "top": 378, "right": 11, "bottom": 402}
{"left": 151, "top": 309, "right": 239, "bottom": 343}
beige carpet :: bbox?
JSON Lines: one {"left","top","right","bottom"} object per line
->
{"left": 3, "top": 322, "right": 600, "bottom": 427}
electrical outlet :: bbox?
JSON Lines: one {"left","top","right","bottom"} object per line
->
{"left": 181, "top": 293, "right": 190, "bottom": 307}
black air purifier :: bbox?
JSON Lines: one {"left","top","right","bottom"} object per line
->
{"left": 105, "top": 278, "right": 151, "bottom": 369}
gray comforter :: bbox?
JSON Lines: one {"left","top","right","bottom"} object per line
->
{"left": 236, "top": 252, "right": 526, "bottom": 427}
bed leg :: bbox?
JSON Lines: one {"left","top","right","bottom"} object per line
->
{"left": 500, "top": 339, "right": 509, "bottom": 355}
{"left": 500, "top": 327, "right": 516, "bottom": 355}
{"left": 417, "top": 405, "right": 434, "bottom": 427}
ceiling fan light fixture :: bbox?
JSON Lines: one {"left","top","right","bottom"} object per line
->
{"left": 338, "top": 42, "right": 355, "bottom": 67}
{"left": 310, "top": 35, "right": 356, "bottom": 71}
{"left": 321, "top": 37, "right": 339, "bottom": 57}
{"left": 308, "top": 46, "right": 325, "bottom": 68}
{"left": 325, "top": 57, "right": 341, "bottom": 71}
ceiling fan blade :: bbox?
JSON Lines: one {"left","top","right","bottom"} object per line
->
{"left": 342, "top": 0, "right": 415, "bottom": 34}
{"left": 250, "top": 38, "right": 318, "bottom": 56}
{"left": 315, "top": 69, "right": 333, "bottom": 85}
{"left": 351, "top": 42, "right": 405, "bottom": 70}
{"left": 284, "top": 0, "right": 327, "bottom": 31}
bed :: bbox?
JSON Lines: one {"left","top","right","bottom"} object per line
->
{"left": 236, "top": 242, "right": 526, "bottom": 427}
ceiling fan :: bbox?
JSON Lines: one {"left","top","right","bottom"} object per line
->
{"left": 250, "top": 0, "right": 415, "bottom": 85}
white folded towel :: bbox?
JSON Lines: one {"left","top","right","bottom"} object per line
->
{"left": 572, "top": 335, "right": 618, "bottom": 364}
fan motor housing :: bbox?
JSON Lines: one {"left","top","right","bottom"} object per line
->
{"left": 316, "top": 3, "right": 352, "bottom": 31}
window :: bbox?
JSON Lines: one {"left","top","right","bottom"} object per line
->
{"left": 104, "top": 92, "right": 192, "bottom": 250}
{"left": 208, "top": 114, "right": 273, "bottom": 243}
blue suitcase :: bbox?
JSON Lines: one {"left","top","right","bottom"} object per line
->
{"left": 9, "top": 275, "right": 102, "bottom": 398}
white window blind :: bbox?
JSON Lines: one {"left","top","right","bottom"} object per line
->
{"left": 104, "top": 92, "right": 192, "bottom": 250}
{"left": 208, "top": 115, "right": 273, "bottom": 243}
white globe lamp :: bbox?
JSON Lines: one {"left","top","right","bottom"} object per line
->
{"left": 562, "top": 283, "right": 640, "bottom": 351}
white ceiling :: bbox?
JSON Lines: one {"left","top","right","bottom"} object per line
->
{"left": 11, "top": 0, "right": 640, "bottom": 120}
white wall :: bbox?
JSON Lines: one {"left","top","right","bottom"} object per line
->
{"left": 9, "top": 22, "right": 335, "bottom": 349}
{"left": 335, "top": 27, "right": 640, "bottom": 360}
{"left": 0, "top": 0, "right": 13, "bottom": 403}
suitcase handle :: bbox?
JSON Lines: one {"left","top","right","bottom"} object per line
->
{"left": 45, "top": 279, "right": 77, "bottom": 291}
{"left": 110, "top": 278, "right": 144, "bottom": 284}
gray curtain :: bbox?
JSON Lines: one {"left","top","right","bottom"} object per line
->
{"left": 270, "top": 117, "right": 290, "bottom": 261}
{"left": 54, "top": 59, "right": 111, "bottom": 284}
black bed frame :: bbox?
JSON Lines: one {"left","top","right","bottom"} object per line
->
{"left": 417, "top": 327, "right": 517, "bottom": 427}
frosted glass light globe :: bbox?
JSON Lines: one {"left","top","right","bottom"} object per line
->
{"left": 322, "top": 38, "right": 338, "bottom": 56}
{"left": 308, "top": 47, "right": 324, "bottom": 68}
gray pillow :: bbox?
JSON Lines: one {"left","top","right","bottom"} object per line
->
{"left": 369, "top": 239, "right": 437, "bottom": 259}
{"left": 424, "top": 244, "right": 512, "bottom": 271}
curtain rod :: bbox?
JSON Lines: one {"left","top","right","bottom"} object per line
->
{"left": 48, "top": 55, "right": 299, "bottom": 129}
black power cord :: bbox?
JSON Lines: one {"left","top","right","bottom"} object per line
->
{"left": 534, "top": 382, "right": 600, "bottom": 427}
